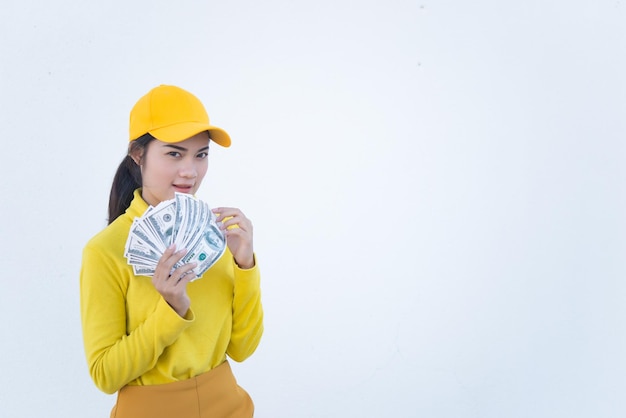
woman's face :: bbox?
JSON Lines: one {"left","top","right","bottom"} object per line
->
{"left": 136, "top": 132, "right": 210, "bottom": 206}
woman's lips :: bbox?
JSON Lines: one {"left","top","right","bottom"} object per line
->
{"left": 173, "top": 184, "right": 193, "bottom": 193}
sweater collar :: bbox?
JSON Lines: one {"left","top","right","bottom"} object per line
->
{"left": 126, "top": 189, "right": 150, "bottom": 220}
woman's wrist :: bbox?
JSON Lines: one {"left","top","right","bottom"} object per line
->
{"left": 234, "top": 254, "right": 255, "bottom": 269}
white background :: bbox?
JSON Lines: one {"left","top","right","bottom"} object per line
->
{"left": 1, "top": 1, "right": 625, "bottom": 417}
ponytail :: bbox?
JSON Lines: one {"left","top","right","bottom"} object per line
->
{"left": 107, "top": 134, "right": 154, "bottom": 224}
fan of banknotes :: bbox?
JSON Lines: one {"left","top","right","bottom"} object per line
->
{"left": 124, "top": 193, "right": 226, "bottom": 279}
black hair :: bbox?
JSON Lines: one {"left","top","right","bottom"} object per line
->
{"left": 107, "top": 133, "right": 155, "bottom": 224}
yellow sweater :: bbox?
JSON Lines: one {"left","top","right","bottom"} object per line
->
{"left": 80, "top": 190, "right": 263, "bottom": 394}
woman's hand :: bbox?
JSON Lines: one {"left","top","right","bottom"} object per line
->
{"left": 212, "top": 207, "right": 255, "bottom": 269}
{"left": 152, "top": 244, "right": 197, "bottom": 317}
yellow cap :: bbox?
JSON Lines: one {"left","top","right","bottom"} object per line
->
{"left": 129, "top": 85, "right": 231, "bottom": 147}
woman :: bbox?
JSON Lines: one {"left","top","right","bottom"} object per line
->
{"left": 80, "top": 85, "right": 264, "bottom": 417}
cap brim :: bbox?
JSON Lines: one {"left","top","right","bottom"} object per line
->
{"left": 149, "top": 122, "right": 231, "bottom": 147}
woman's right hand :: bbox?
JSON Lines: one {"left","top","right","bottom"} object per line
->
{"left": 152, "top": 244, "right": 197, "bottom": 317}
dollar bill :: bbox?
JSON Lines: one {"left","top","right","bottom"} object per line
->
{"left": 124, "top": 193, "right": 226, "bottom": 279}
{"left": 144, "top": 200, "right": 177, "bottom": 249}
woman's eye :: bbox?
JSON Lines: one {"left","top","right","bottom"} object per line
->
{"left": 197, "top": 152, "right": 209, "bottom": 159}
{"left": 167, "top": 151, "right": 182, "bottom": 157}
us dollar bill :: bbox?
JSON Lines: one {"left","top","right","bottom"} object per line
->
{"left": 124, "top": 193, "right": 226, "bottom": 279}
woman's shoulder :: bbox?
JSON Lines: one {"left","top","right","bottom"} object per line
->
{"left": 85, "top": 192, "right": 146, "bottom": 253}
{"left": 84, "top": 214, "right": 132, "bottom": 256}
{"left": 81, "top": 215, "right": 134, "bottom": 293}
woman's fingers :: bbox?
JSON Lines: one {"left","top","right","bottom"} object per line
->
{"left": 160, "top": 245, "right": 187, "bottom": 268}
{"left": 212, "top": 207, "right": 253, "bottom": 233}
{"left": 151, "top": 245, "right": 185, "bottom": 281}
{"left": 212, "top": 207, "right": 255, "bottom": 269}
{"left": 175, "top": 263, "right": 198, "bottom": 283}
{"left": 150, "top": 245, "right": 197, "bottom": 317}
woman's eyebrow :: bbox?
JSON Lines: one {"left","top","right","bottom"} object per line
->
{"left": 162, "top": 144, "right": 209, "bottom": 152}
{"left": 163, "top": 144, "right": 187, "bottom": 151}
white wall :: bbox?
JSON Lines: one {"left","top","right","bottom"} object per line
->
{"left": 1, "top": 1, "right": 625, "bottom": 417}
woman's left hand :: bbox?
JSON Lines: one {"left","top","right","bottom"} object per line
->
{"left": 212, "top": 207, "right": 255, "bottom": 269}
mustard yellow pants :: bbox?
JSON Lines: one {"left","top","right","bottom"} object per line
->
{"left": 110, "top": 361, "right": 254, "bottom": 418}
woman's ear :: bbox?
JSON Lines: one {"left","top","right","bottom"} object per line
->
{"left": 129, "top": 147, "right": 143, "bottom": 166}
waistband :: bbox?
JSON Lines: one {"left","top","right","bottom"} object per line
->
{"left": 111, "top": 361, "right": 253, "bottom": 418}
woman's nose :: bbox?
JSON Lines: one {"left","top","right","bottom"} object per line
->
{"left": 179, "top": 159, "right": 198, "bottom": 178}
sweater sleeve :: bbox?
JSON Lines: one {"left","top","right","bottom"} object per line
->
{"left": 80, "top": 244, "right": 194, "bottom": 394}
{"left": 227, "top": 255, "right": 264, "bottom": 362}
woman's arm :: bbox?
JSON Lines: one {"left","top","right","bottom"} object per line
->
{"left": 80, "top": 244, "right": 193, "bottom": 394}
{"left": 227, "top": 259, "right": 264, "bottom": 362}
